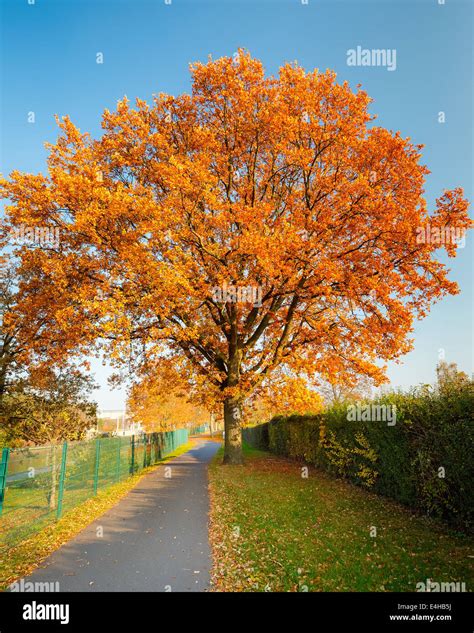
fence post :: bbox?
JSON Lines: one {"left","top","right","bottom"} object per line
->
{"left": 143, "top": 434, "right": 147, "bottom": 469}
{"left": 116, "top": 438, "right": 121, "bottom": 482}
{"left": 156, "top": 433, "right": 162, "bottom": 461}
{"left": 130, "top": 435, "right": 135, "bottom": 474}
{"left": 56, "top": 442, "right": 68, "bottom": 520}
{"left": 93, "top": 438, "right": 101, "bottom": 495}
{"left": 0, "top": 448, "right": 10, "bottom": 516}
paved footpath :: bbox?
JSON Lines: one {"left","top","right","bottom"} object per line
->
{"left": 24, "top": 440, "right": 220, "bottom": 592}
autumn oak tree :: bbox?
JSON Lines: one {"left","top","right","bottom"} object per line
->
{"left": 1, "top": 51, "right": 470, "bottom": 463}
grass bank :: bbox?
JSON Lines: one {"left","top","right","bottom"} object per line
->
{"left": 208, "top": 445, "right": 473, "bottom": 592}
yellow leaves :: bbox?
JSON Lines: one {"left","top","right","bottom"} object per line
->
{"left": 127, "top": 361, "right": 209, "bottom": 432}
{"left": 245, "top": 375, "right": 323, "bottom": 424}
{"left": 319, "top": 427, "right": 378, "bottom": 488}
{"left": 0, "top": 50, "right": 471, "bottom": 419}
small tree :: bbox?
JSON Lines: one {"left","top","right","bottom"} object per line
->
{"left": 244, "top": 373, "right": 324, "bottom": 424}
{"left": 436, "top": 360, "right": 470, "bottom": 395}
{"left": 1, "top": 368, "right": 97, "bottom": 446}
{"left": 127, "top": 362, "right": 210, "bottom": 431}
{"left": 318, "top": 374, "right": 374, "bottom": 405}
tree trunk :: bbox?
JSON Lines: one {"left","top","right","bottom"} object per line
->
{"left": 223, "top": 397, "right": 243, "bottom": 464}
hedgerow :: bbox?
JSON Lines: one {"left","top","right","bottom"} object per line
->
{"left": 243, "top": 379, "right": 473, "bottom": 532}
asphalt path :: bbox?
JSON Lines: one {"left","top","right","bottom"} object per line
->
{"left": 23, "top": 439, "right": 220, "bottom": 592}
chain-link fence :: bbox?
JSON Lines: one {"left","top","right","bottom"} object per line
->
{"left": 0, "top": 429, "right": 188, "bottom": 551}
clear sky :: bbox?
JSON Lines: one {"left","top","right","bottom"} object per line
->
{"left": 1, "top": 0, "right": 472, "bottom": 409}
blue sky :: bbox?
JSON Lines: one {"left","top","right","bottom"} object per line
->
{"left": 1, "top": 0, "right": 472, "bottom": 409}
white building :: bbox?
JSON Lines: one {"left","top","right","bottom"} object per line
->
{"left": 97, "top": 409, "right": 143, "bottom": 436}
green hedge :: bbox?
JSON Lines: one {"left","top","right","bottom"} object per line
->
{"left": 243, "top": 384, "right": 474, "bottom": 532}
{"left": 242, "top": 423, "right": 269, "bottom": 451}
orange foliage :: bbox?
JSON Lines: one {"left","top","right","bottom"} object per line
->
{"left": 245, "top": 375, "right": 324, "bottom": 424}
{"left": 1, "top": 51, "right": 471, "bottom": 460}
{"left": 127, "top": 363, "right": 209, "bottom": 432}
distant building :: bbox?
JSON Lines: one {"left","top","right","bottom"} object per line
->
{"left": 97, "top": 410, "right": 143, "bottom": 436}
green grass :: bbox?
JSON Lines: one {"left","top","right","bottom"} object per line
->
{"left": 0, "top": 440, "right": 194, "bottom": 590}
{"left": 0, "top": 439, "right": 191, "bottom": 551}
{"left": 208, "top": 445, "right": 474, "bottom": 592}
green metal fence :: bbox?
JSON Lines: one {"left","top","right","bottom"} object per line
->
{"left": 189, "top": 424, "right": 209, "bottom": 435}
{"left": 0, "top": 429, "right": 188, "bottom": 551}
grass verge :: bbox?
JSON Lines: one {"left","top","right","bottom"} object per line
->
{"left": 208, "top": 445, "right": 474, "bottom": 592}
{"left": 0, "top": 440, "right": 194, "bottom": 590}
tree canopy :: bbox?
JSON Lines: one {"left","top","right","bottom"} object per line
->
{"left": 1, "top": 51, "right": 470, "bottom": 462}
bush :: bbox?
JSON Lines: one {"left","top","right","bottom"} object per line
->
{"left": 243, "top": 381, "right": 474, "bottom": 533}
